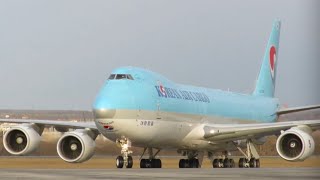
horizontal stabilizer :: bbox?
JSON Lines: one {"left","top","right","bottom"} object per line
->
{"left": 277, "top": 105, "right": 320, "bottom": 115}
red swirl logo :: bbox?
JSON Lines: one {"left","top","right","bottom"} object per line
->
{"left": 269, "top": 46, "right": 276, "bottom": 78}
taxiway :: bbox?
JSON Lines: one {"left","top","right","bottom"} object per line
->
{"left": 0, "top": 168, "right": 319, "bottom": 180}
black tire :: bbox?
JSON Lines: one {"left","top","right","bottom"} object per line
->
{"left": 239, "top": 158, "right": 244, "bottom": 168}
{"left": 249, "top": 158, "right": 256, "bottom": 168}
{"left": 255, "top": 159, "right": 260, "bottom": 168}
{"left": 155, "top": 159, "right": 162, "bottom": 168}
{"left": 116, "top": 156, "right": 124, "bottom": 168}
{"left": 126, "top": 156, "right": 133, "bottom": 168}
{"left": 223, "top": 158, "right": 230, "bottom": 168}
{"left": 146, "top": 159, "right": 152, "bottom": 168}
{"left": 213, "top": 159, "right": 219, "bottom": 168}
{"left": 179, "top": 159, "right": 189, "bottom": 168}
{"left": 189, "top": 159, "right": 199, "bottom": 168}
{"left": 151, "top": 159, "right": 160, "bottom": 168}
{"left": 179, "top": 159, "right": 185, "bottom": 168}
{"left": 140, "top": 159, "right": 146, "bottom": 168}
{"left": 194, "top": 159, "right": 199, "bottom": 168}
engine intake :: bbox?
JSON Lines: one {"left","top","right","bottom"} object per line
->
{"left": 276, "top": 128, "right": 315, "bottom": 161}
{"left": 57, "top": 129, "right": 96, "bottom": 163}
{"left": 3, "top": 125, "right": 41, "bottom": 155}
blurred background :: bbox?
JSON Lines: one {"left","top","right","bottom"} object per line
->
{"left": 0, "top": 0, "right": 319, "bottom": 110}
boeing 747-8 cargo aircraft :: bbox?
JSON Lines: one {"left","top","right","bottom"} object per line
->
{"left": 1, "top": 20, "right": 319, "bottom": 168}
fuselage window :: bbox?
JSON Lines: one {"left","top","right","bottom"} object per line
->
{"left": 108, "top": 74, "right": 116, "bottom": 80}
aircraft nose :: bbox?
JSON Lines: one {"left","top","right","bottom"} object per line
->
{"left": 93, "top": 109, "right": 116, "bottom": 119}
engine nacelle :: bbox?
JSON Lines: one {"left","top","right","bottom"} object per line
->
{"left": 57, "top": 129, "right": 96, "bottom": 163}
{"left": 276, "top": 128, "right": 315, "bottom": 162}
{"left": 3, "top": 125, "right": 41, "bottom": 155}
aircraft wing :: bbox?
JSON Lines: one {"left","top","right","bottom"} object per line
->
{"left": 277, "top": 104, "right": 320, "bottom": 115}
{"left": 202, "top": 120, "right": 320, "bottom": 142}
{"left": 0, "top": 119, "right": 98, "bottom": 131}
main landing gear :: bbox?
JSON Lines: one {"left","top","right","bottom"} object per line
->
{"left": 212, "top": 158, "right": 236, "bottom": 168}
{"left": 235, "top": 139, "right": 260, "bottom": 168}
{"left": 178, "top": 151, "right": 201, "bottom": 168}
{"left": 238, "top": 157, "right": 260, "bottom": 168}
{"left": 210, "top": 151, "right": 236, "bottom": 168}
{"left": 140, "top": 148, "right": 162, "bottom": 168}
{"left": 115, "top": 137, "right": 133, "bottom": 168}
{"left": 211, "top": 139, "right": 261, "bottom": 168}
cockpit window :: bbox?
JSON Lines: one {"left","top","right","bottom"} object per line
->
{"left": 116, "top": 74, "right": 127, "bottom": 79}
{"left": 108, "top": 74, "right": 116, "bottom": 79}
{"left": 108, "top": 74, "right": 134, "bottom": 80}
{"left": 127, "top": 74, "right": 134, "bottom": 80}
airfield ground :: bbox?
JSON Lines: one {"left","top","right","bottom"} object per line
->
{"left": 0, "top": 156, "right": 319, "bottom": 169}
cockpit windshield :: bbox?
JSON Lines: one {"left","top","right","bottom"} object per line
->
{"left": 108, "top": 74, "right": 116, "bottom": 80}
{"left": 108, "top": 74, "right": 134, "bottom": 80}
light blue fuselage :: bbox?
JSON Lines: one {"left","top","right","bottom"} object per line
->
{"left": 93, "top": 67, "right": 280, "bottom": 123}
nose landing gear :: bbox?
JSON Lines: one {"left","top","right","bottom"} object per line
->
{"left": 115, "top": 137, "right": 133, "bottom": 168}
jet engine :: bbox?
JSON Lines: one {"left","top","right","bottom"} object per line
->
{"left": 3, "top": 125, "right": 41, "bottom": 155}
{"left": 57, "top": 129, "right": 96, "bottom": 163}
{"left": 276, "top": 128, "right": 315, "bottom": 161}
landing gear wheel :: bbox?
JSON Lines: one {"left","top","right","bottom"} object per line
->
{"left": 249, "top": 158, "right": 256, "bottom": 168}
{"left": 179, "top": 159, "right": 188, "bottom": 168}
{"left": 151, "top": 159, "right": 157, "bottom": 168}
{"left": 140, "top": 159, "right": 146, "bottom": 168}
{"left": 154, "top": 159, "right": 162, "bottom": 168}
{"left": 213, "top": 159, "right": 219, "bottom": 168}
{"left": 116, "top": 156, "right": 124, "bottom": 168}
{"left": 179, "top": 159, "right": 185, "bottom": 168}
{"left": 126, "top": 156, "right": 133, "bottom": 168}
{"left": 190, "top": 158, "right": 199, "bottom": 168}
{"left": 239, "top": 158, "right": 245, "bottom": 168}
{"left": 255, "top": 159, "right": 260, "bottom": 168}
{"left": 223, "top": 158, "right": 231, "bottom": 168}
{"left": 140, "top": 159, "right": 162, "bottom": 168}
{"left": 213, "top": 158, "right": 235, "bottom": 168}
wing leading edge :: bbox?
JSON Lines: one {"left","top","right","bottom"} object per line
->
{"left": 0, "top": 119, "right": 98, "bottom": 131}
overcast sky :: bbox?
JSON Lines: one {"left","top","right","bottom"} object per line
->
{"left": 0, "top": 0, "right": 319, "bottom": 110}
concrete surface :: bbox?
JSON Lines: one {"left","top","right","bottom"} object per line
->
{"left": 0, "top": 168, "right": 319, "bottom": 180}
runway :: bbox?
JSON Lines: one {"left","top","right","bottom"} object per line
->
{"left": 0, "top": 157, "right": 319, "bottom": 179}
{"left": 0, "top": 168, "right": 319, "bottom": 180}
